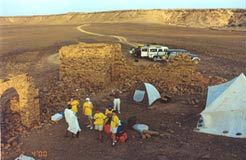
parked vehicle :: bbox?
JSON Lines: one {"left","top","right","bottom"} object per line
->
{"left": 153, "top": 49, "right": 201, "bottom": 64}
{"left": 129, "top": 44, "right": 168, "bottom": 59}
{"left": 129, "top": 47, "right": 141, "bottom": 57}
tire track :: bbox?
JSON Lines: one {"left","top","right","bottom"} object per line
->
{"left": 48, "top": 24, "right": 137, "bottom": 65}
{"left": 76, "top": 24, "right": 137, "bottom": 47}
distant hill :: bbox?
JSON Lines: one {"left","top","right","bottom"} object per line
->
{"left": 0, "top": 9, "right": 245, "bottom": 28}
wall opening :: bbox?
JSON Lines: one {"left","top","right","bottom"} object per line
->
{"left": 0, "top": 88, "right": 27, "bottom": 147}
{"left": 0, "top": 74, "right": 40, "bottom": 128}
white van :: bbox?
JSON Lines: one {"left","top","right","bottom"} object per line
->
{"left": 140, "top": 45, "right": 168, "bottom": 58}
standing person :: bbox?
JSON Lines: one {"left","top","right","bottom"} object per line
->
{"left": 67, "top": 97, "right": 79, "bottom": 115}
{"left": 105, "top": 104, "right": 113, "bottom": 116}
{"left": 112, "top": 89, "right": 122, "bottom": 114}
{"left": 105, "top": 104, "right": 113, "bottom": 124}
{"left": 64, "top": 104, "right": 81, "bottom": 138}
{"left": 110, "top": 110, "right": 120, "bottom": 146}
{"left": 82, "top": 97, "right": 94, "bottom": 130}
{"left": 93, "top": 108, "right": 107, "bottom": 142}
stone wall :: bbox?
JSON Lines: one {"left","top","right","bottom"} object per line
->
{"left": 0, "top": 74, "right": 40, "bottom": 127}
{"left": 59, "top": 43, "right": 224, "bottom": 97}
{"left": 59, "top": 43, "right": 130, "bottom": 93}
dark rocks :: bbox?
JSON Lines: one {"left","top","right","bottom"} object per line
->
{"left": 157, "top": 155, "right": 169, "bottom": 160}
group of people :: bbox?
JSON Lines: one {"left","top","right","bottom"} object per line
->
{"left": 64, "top": 89, "right": 122, "bottom": 146}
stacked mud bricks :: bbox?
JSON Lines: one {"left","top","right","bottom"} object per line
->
{"left": 0, "top": 74, "right": 40, "bottom": 127}
{"left": 59, "top": 43, "right": 129, "bottom": 93}
{"left": 59, "top": 42, "right": 223, "bottom": 96}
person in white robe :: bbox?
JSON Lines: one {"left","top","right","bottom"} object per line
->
{"left": 64, "top": 104, "right": 81, "bottom": 138}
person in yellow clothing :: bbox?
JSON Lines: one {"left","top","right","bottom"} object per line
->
{"left": 83, "top": 97, "right": 93, "bottom": 130}
{"left": 110, "top": 110, "right": 119, "bottom": 146}
{"left": 94, "top": 108, "right": 107, "bottom": 141}
{"left": 105, "top": 105, "right": 113, "bottom": 117}
{"left": 67, "top": 98, "right": 79, "bottom": 115}
{"left": 104, "top": 105, "right": 113, "bottom": 124}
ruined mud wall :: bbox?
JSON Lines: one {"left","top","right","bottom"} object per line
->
{"left": 0, "top": 74, "right": 40, "bottom": 127}
{"left": 59, "top": 43, "right": 130, "bottom": 93}
{"left": 59, "top": 43, "right": 221, "bottom": 96}
{"left": 119, "top": 54, "right": 217, "bottom": 95}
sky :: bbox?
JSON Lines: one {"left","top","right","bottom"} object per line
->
{"left": 0, "top": 0, "right": 245, "bottom": 16}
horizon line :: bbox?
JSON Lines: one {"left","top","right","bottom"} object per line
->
{"left": 1, "top": 8, "right": 245, "bottom": 17}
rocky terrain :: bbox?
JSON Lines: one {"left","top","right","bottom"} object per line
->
{"left": 1, "top": 9, "right": 246, "bottom": 28}
{"left": 0, "top": 9, "right": 246, "bottom": 160}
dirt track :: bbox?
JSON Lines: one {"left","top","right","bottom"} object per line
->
{"left": 1, "top": 23, "right": 246, "bottom": 160}
{"left": 47, "top": 24, "right": 137, "bottom": 65}
{"left": 77, "top": 24, "right": 137, "bottom": 47}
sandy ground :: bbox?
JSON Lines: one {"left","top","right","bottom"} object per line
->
{"left": 5, "top": 97, "right": 246, "bottom": 160}
{"left": 1, "top": 23, "right": 246, "bottom": 160}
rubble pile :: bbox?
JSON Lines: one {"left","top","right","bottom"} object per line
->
{"left": 40, "top": 43, "right": 227, "bottom": 115}
{"left": 58, "top": 43, "right": 225, "bottom": 96}
{"left": 116, "top": 54, "right": 214, "bottom": 95}
{"left": 1, "top": 98, "right": 27, "bottom": 157}
{"left": 39, "top": 78, "right": 73, "bottom": 117}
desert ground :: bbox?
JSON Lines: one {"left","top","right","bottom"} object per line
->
{"left": 1, "top": 19, "right": 246, "bottom": 160}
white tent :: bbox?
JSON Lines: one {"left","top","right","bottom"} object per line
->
{"left": 195, "top": 73, "right": 246, "bottom": 138}
{"left": 133, "top": 83, "right": 161, "bottom": 106}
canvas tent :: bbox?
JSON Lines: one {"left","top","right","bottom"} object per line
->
{"left": 133, "top": 83, "right": 161, "bottom": 106}
{"left": 195, "top": 73, "right": 246, "bottom": 138}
